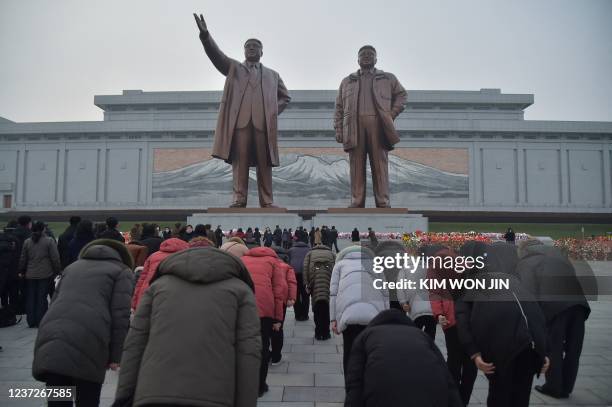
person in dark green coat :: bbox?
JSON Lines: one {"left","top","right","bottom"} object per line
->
{"left": 114, "top": 247, "right": 261, "bottom": 407}
{"left": 303, "top": 244, "right": 335, "bottom": 340}
{"left": 32, "top": 239, "right": 134, "bottom": 406}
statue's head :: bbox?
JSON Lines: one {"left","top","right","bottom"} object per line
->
{"left": 244, "top": 38, "right": 263, "bottom": 62}
{"left": 358, "top": 45, "right": 377, "bottom": 70}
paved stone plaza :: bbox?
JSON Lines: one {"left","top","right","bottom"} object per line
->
{"left": 1, "top": 261, "right": 611, "bottom": 406}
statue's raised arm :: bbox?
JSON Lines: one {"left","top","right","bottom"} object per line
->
{"left": 193, "top": 13, "right": 232, "bottom": 76}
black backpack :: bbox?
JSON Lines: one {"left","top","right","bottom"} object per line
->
{"left": 0, "top": 232, "right": 19, "bottom": 269}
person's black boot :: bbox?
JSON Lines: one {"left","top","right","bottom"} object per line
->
{"left": 258, "top": 383, "right": 269, "bottom": 397}
{"left": 535, "top": 385, "right": 569, "bottom": 399}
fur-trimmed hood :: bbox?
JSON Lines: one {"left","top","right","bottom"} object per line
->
{"left": 80, "top": 238, "right": 134, "bottom": 270}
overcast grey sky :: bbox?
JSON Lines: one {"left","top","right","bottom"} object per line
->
{"left": 1, "top": 0, "right": 611, "bottom": 123}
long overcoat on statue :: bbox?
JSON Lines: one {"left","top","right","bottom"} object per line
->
{"left": 201, "top": 34, "right": 290, "bottom": 167}
{"left": 334, "top": 69, "right": 406, "bottom": 152}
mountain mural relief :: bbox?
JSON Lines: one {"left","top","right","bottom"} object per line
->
{"left": 152, "top": 148, "right": 469, "bottom": 207}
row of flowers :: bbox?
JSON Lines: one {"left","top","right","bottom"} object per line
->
{"left": 553, "top": 236, "right": 612, "bottom": 261}
{"left": 402, "top": 231, "right": 497, "bottom": 252}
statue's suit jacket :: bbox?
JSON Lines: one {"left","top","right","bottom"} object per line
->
{"left": 200, "top": 33, "right": 291, "bottom": 166}
{"left": 334, "top": 69, "right": 407, "bottom": 152}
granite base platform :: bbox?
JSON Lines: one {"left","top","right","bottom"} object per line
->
{"left": 187, "top": 208, "right": 428, "bottom": 233}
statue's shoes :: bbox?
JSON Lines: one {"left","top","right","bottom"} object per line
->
{"left": 229, "top": 202, "right": 246, "bottom": 208}
{"left": 261, "top": 204, "right": 279, "bottom": 208}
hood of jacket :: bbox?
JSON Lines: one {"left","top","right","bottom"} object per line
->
{"left": 160, "top": 237, "right": 190, "bottom": 253}
{"left": 80, "top": 238, "right": 134, "bottom": 269}
{"left": 245, "top": 246, "right": 278, "bottom": 258}
{"left": 518, "top": 241, "right": 564, "bottom": 260}
{"left": 368, "top": 309, "right": 416, "bottom": 329}
{"left": 311, "top": 244, "right": 333, "bottom": 253}
{"left": 156, "top": 247, "right": 254, "bottom": 291}
{"left": 336, "top": 244, "right": 375, "bottom": 262}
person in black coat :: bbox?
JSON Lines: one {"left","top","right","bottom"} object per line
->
{"left": 271, "top": 244, "right": 289, "bottom": 263}
{"left": 68, "top": 220, "right": 96, "bottom": 265}
{"left": 309, "top": 227, "right": 316, "bottom": 247}
{"left": 13, "top": 215, "right": 33, "bottom": 247}
{"left": 516, "top": 241, "right": 591, "bottom": 399}
{"left": 503, "top": 227, "right": 516, "bottom": 245}
{"left": 0, "top": 222, "right": 21, "bottom": 313}
{"left": 455, "top": 241, "right": 550, "bottom": 407}
{"left": 97, "top": 217, "right": 125, "bottom": 243}
{"left": 351, "top": 228, "right": 360, "bottom": 243}
{"left": 57, "top": 216, "right": 81, "bottom": 270}
{"left": 345, "top": 309, "right": 462, "bottom": 407}
{"left": 329, "top": 226, "right": 339, "bottom": 253}
{"left": 140, "top": 223, "right": 163, "bottom": 258}
{"left": 214, "top": 225, "right": 225, "bottom": 247}
{"left": 263, "top": 228, "right": 273, "bottom": 247}
{"left": 253, "top": 227, "right": 262, "bottom": 246}
{"left": 32, "top": 239, "right": 133, "bottom": 406}
{"left": 321, "top": 226, "right": 330, "bottom": 248}
{"left": 273, "top": 225, "right": 283, "bottom": 247}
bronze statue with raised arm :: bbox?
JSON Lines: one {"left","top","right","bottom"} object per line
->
{"left": 194, "top": 13, "right": 291, "bottom": 208}
{"left": 334, "top": 45, "right": 407, "bottom": 208}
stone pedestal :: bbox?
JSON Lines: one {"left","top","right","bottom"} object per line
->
{"left": 317, "top": 208, "right": 427, "bottom": 233}
{"left": 188, "top": 208, "right": 300, "bottom": 230}
{"left": 188, "top": 208, "right": 428, "bottom": 233}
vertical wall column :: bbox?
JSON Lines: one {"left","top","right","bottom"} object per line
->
{"left": 559, "top": 144, "right": 570, "bottom": 206}
{"left": 56, "top": 144, "right": 66, "bottom": 204}
{"left": 138, "top": 145, "right": 149, "bottom": 204}
{"left": 603, "top": 144, "right": 612, "bottom": 207}
{"left": 472, "top": 143, "right": 484, "bottom": 205}
{"left": 516, "top": 146, "right": 526, "bottom": 204}
{"left": 97, "top": 147, "right": 107, "bottom": 204}
{"left": 468, "top": 143, "right": 477, "bottom": 206}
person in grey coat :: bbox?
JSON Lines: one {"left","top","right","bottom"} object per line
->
{"left": 19, "top": 221, "right": 61, "bottom": 327}
{"left": 32, "top": 239, "right": 134, "bottom": 406}
{"left": 114, "top": 247, "right": 261, "bottom": 407}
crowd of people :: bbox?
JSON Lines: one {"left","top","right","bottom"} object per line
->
{"left": 0, "top": 215, "right": 591, "bottom": 407}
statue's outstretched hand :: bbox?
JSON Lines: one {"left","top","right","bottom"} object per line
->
{"left": 193, "top": 13, "right": 208, "bottom": 36}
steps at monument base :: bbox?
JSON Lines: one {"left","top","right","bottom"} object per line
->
{"left": 187, "top": 208, "right": 428, "bottom": 233}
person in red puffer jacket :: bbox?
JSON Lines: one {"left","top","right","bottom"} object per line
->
{"left": 241, "top": 246, "right": 288, "bottom": 397}
{"left": 131, "top": 238, "right": 189, "bottom": 311}
{"left": 428, "top": 247, "right": 477, "bottom": 407}
{"left": 270, "top": 259, "right": 297, "bottom": 365}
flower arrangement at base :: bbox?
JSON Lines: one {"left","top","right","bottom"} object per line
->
{"left": 554, "top": 236, "right": 612, "bottom": 261}
{"left": 402, "top": 231, "right": 496, "bottom": 253}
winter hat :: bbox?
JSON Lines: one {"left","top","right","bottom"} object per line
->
{"left": 220, "top": 240, "right": 249, "bottom": 258}
{"left": 189, "top": 236, "right": 214, "bottom": 248}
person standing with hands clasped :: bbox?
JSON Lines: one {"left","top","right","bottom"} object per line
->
{"left": 455, "top": 241, "right": 550, "bottom": 407}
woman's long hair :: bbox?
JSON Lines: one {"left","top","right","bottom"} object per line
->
{"left": 31, "top": 221, "right": 46, "bottom": 243}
